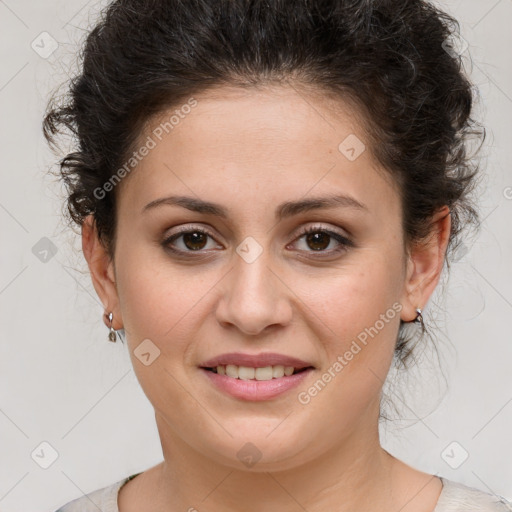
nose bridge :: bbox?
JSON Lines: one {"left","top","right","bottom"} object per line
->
{"left": 216, "top": 238, "right": 292, "bottom": 335}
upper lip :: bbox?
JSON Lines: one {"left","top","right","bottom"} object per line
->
{"left": 200, "top": 352, "right": 314, "bottom": 369}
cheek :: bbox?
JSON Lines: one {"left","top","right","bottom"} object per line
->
{"left": 113, "top": 248, "right": 206, "bottom": 410}
{"left": 114, "top": 241, "right": 219, "bottom": 360}
{"left": 310, "top": 249, "right": 402, "bottom": 340}
{"left": 302, "top": 248, "right": 403, "bottom": 396}
{"left": 295, "top": 272, "right": 401, "bottom": 443}
{"left": 114, "top": 241, "right": 181, "bottom": 341}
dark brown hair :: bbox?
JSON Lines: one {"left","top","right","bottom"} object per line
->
{"left": 43, "top": 0, "right": 484, "bottom": 371}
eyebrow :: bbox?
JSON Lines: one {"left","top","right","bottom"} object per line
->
{"left": 142, "top": 193, "right": 368, "bottom": 220}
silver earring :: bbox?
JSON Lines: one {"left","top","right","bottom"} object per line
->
{"left": 413, "top": 308, "right": 424, "bottom": 328}
{"left": 107, "top": 312, "right": 117, "bottom": 342}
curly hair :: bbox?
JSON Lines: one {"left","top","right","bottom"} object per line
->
{"left": 43, "top": 0, "right": 484, "bottom": 371}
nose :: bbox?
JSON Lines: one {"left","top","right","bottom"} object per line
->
{"left": 215, "top": 248, "right": 293, "bottom": 336}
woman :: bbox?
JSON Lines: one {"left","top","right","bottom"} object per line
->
{"left": 44, "top": 0, "right": 511, "bottom": 510}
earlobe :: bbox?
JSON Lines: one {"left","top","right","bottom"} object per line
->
{"left": 400, "top": 206, "right": 451, "bottom": 322}
{"left": 81, "top": 215, "right": 123, "bottom": 329}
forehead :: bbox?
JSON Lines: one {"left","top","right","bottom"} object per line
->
{"left": 145, "top": 84, "right": 368, "bottom": 159}
{"left": 117, "top": 85, "right": 400, "bottom": 222}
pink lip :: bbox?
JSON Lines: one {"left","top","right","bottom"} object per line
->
{"left": 199, "top": 352, "right": 313, "bottom": 369}
{"left": 200, "top": 367, "right": 314, "bottom": 401}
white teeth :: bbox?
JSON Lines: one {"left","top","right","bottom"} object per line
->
{"left": 255, "top": 366, "right": 273, "bottom": 380}
{"left": 238, "top": 366, "right": 255, "bottom": 380}
{"left": 272, "top": 365, "right": 285, "bottom": 378}
{"left": 225, "top": 364, "right": 238, "bottom": 378}
{"left": 212, "top": 364, "right": 301, "bottom": 380}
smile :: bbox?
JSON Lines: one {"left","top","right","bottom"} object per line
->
{"left": 205, "top": 364, "right": 311, "bottom": 380}
{"left": 200, "top": 363, "right": 314, "bottom": 401}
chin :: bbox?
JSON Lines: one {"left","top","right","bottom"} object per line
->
{"left": 195, "top": 425, "right": 316, "bottom": 472}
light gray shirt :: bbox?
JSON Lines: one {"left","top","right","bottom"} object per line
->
{"left": 54, "top": 474, "right": 512, "bottom": 511}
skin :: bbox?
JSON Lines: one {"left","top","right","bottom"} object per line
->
{"left": 82, "top": 84, "right": 451, "bottom": 512}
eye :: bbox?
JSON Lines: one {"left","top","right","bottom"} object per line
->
{"left": 162, "top": 226, "right": 221, "bottom": 254}
{"left": 290, "top": 225, "right": 353, "bottom": 256}
{"left": 162, "top": 224, "right": 354, "bottom": 258}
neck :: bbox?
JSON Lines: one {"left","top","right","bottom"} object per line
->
{"left": 149, "top": 408, "right": 398, "bottom": 511}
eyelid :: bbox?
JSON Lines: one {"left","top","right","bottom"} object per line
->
{"left": 293, "top": 223, "right": 351, "bottom": 241}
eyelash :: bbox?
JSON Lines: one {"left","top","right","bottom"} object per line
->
{"left": 162, "top": 224, "right": 354, "bottom": 259}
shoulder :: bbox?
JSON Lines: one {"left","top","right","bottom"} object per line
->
{"left": 435, "top": 477, "right": 512, "bottom": 512}
{"left": 53, "top": 474, "right": 139, "bottom": 512}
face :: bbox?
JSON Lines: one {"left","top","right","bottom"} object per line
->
{"left": 87, "top": 84, "right": 446, "bottom": 471}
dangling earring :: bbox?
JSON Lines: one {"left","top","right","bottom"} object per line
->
{"left": 106, "top": 311, "right": 117, "bottom": 342}
{"left": 413, "top": 307, "right": 424, "bottom": 328}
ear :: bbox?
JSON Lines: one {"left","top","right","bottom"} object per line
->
{"left": 400, "top": 205, "right": 451, "bottom": 322}
{"left": 82, "top": 215, "right": 123, "bottom": 330}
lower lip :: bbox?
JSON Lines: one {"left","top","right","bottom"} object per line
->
{"left": 200, "top": 368, "right": 314, "bottom": 401}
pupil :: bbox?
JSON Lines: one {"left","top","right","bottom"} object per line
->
{"left": 184, "top": 232, "right": 207, "bottom": 250}
{"left": 307, "top": 232, "right": 329, "bottom": 251}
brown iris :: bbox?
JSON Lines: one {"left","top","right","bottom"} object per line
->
{"left": 183, "top": 231, "right": 208, "bottom": 251}
{"left": 306, "top": 231, "right": 330, "bottom": 251}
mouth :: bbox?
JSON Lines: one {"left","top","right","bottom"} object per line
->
{"left": 198, "top": 352, "right": 315, "bottom": 401}
{"left": 202, "top": 364, "right": 313, "bottom": 380}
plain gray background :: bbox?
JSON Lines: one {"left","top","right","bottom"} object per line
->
{"left": 0, "top": 1, "right": 511, "bottom": 511}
